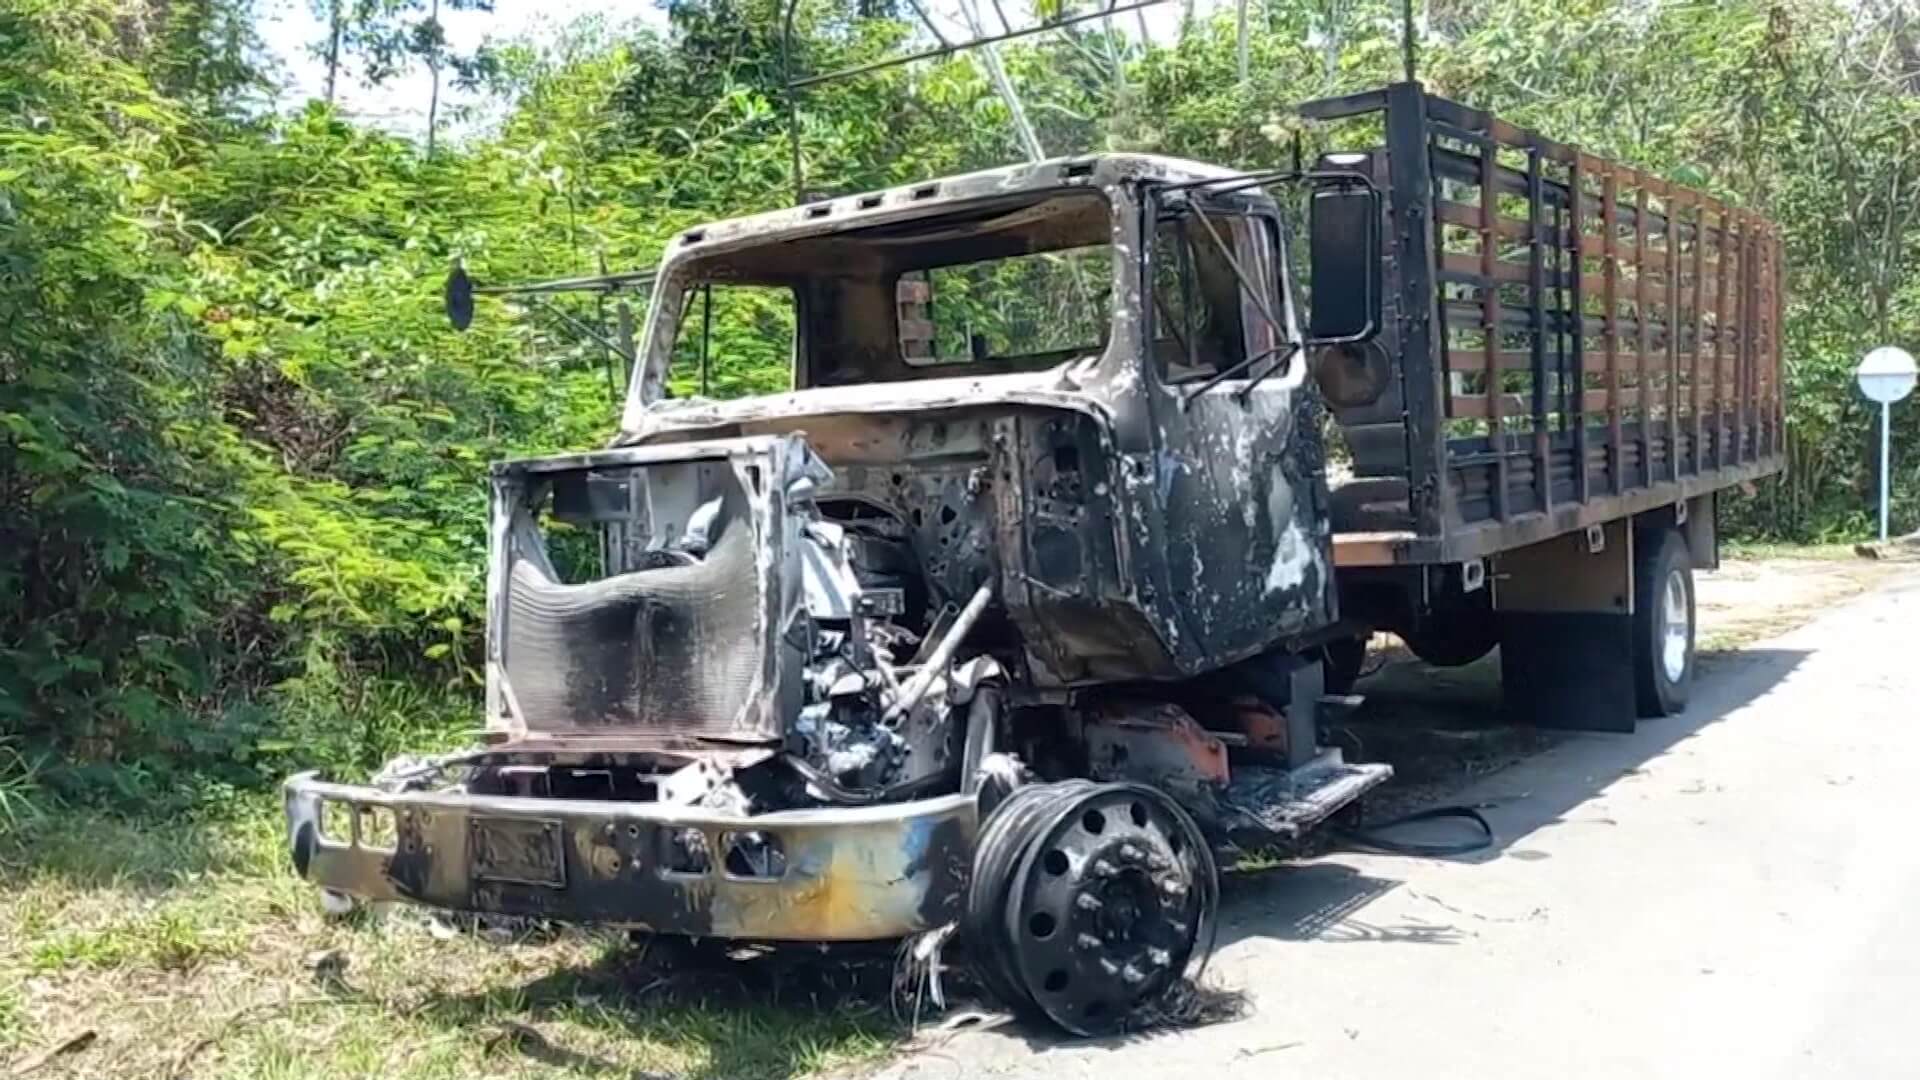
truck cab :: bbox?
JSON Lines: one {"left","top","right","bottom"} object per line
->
{"left": 615, "top": 153, "right": 1362, "bottom": 689}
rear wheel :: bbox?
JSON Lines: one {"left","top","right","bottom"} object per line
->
{"left": 1633, "top": 528, "right": 1695, "bottom": 717}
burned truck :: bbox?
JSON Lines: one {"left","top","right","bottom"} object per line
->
{"left": 284, "top": 83, "right": 1786, "bottom": 1034}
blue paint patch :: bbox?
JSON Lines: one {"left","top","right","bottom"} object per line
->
{"left": 896, "top": 817, "right": 934, "bottom": 879}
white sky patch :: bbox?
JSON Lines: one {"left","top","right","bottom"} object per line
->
{"left": 253, "top": 0, "right": 1231, "bottom": 137}
{"left": 254, "top": 0, "right": 661, "bottom": 133}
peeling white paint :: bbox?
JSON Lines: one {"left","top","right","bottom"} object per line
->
{"left": 1265, "top": 521, "right": 1311, "bottom": 595}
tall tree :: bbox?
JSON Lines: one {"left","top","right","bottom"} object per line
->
{"left": 341, "top": 0, "right": 500, "bottom": 153}
{"left": 312, "top": 0, "right": 346, "bottom": 103}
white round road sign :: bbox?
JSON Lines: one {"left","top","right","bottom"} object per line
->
{"left": 1858, "top": 345, "right": 1918, "bottom": 404}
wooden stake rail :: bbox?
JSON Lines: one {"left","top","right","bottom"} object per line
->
{"left": 1300, "top": 83, "right": 1786, "bottom": 556}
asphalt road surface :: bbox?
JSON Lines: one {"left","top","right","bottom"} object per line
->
{"left": 874, "top": 567, "right": 1920, "bottom": 1080}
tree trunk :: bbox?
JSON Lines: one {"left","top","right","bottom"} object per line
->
{"left": 426, "top": 69, "right": 440, "bottom": 156}
{"left": 425, "top": 0, "right": 441, "bottom": 157}
{"left": 323, "top": 0, "right": 342, "bottom": 104}
{"left": 1235, "top": 0, "right": 1249, "bottom": 85}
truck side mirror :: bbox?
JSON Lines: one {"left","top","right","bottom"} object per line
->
{"left": 1307, "top": 178, "right": 1383, "bottom": 344}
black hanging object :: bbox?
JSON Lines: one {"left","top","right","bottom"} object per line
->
{"left": 445, "top": 265, "right": 475, "bottom": 331}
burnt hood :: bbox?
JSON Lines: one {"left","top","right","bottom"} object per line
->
{"left": 483, "top": 435, "right": 838, "bottom": 749}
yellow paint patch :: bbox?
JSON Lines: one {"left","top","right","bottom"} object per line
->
{"left": 711, "top": 829, "right": 918, "bottom": 940}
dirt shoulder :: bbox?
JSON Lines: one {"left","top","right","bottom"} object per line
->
{"left": 1696, "top": 545, "right": 1918, "bottom": 651}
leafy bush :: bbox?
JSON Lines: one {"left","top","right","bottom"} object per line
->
{"left": 4, "top": 0, "right": 1919, "bottom": 808}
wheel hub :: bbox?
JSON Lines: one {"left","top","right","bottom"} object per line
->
{"left": 1084, "top": 862, "right": 1158, "bottom": 939}
{"left": 965, "top": 781, "right": 1218, "bottom": 1035}
{"left": 1662, "top": 566, "right": 1691, "bottom": 683}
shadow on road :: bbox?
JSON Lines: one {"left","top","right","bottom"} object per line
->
{"left": 1221, "top": 861, "right": 1458, "bottom": 944}
{"left": 1212, "top": 645, "right": 1811, "bottom": 955}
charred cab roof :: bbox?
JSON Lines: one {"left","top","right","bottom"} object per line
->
{"left": 664, "top": 153, "right": 1243, "bottom": 258}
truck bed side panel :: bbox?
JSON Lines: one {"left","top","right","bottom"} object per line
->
{"left": 1303, "top": 84, "right": 1787, "bottom": 565}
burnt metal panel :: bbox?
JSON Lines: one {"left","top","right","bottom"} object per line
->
{"left": 1133, "top": 188, "right": 1338, "bottom": 673}
{"left": 285, "top": 774, "right": 977, "bottom": 941}
{"left": 486, "top": 436, "right": 817, "bottom": 747}
{"left": 626, "top": 403, "right": 1202, "bottom": 688}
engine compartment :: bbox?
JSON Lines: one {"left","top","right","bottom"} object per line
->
{"left": 457, "top": 433, "right": 1010, "bottom": 822}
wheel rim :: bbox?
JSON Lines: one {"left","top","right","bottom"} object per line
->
{"left": 965, "top": 782, "right": 1090, "bottom": 1010}
{"left": 966, "top": 781, "right": 1218, "bottom": 1036}
{"left": 1661, "top": 566, "right": 1691, "bottom": 683}
{"left": 1002, "top": 784, "right": 1217, "bottom": 1035}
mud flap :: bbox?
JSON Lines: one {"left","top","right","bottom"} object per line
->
{"left": 1494, "top": 519, "right": 1637, "bottom": 733}
{"left": 1498, "top": 611, "right": 1636, "bottom": 733}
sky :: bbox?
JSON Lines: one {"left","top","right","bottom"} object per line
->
{"left": 253, "top": 0, "right": 1215, "bottom": 136}
{"left": 255, "top": 0, "right": 664, "bottom": 131}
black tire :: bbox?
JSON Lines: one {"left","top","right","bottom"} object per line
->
{"left": 1400, "top": 608, "right": 1499, "bottom": 668}
{"left": 1633, "top": 528, "right": 1695, "bottom": 717}
{"left": 1321, "top": 635, "right": 1369, "bottom": 694}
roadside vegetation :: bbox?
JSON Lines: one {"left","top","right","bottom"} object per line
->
{"left": 0, "top": 799, "right": 898, "bottom": 1077}
{"left": 4, "top": 0, "right": 1920, "bottom": 1074}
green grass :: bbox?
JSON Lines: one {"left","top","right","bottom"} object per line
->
{"left": 27, "top": 902, "right": 248, "bottom": 973}
{"left": 1719, "top": 539, "right": 1865, "bottom": 562}
{"left": 0, "top": 986, "right": 21, "bottom": 1045}
{"left": 0, "top": 738, "right": 46, "bottom": 836}
{"left": 0, "top": 798, "right": 903, "bottom": 1079}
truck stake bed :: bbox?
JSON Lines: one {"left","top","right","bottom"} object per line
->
{"left": 1304, "top": 84, "right": 1785, "bottom": 568}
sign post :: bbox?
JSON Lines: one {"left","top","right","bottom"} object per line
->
{"left": 1857, "top": 346, "right": 1918, "bottom": 541}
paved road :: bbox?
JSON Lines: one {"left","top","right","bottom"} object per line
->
{"left": 878, "top": 569, "right": 1920, "bottom": 1080}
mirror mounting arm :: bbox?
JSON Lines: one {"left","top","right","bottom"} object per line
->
{"left": 1180, "top": 341, "right": 1300, "bottom": 410}
{"left": 527, "top": 297, "right": 638, "bottom": 367}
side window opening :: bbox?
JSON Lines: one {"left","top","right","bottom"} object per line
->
{"left": 897, "top": 246, "right": 1111, "bottom": 368}
{"left": 1151, "top": 205, "right": 1284, "bottom": 384}
{"left": 669, "top": 283, "right": 797, "bottom": 400}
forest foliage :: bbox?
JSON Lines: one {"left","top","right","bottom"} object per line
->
{"left": 2, "top": 0, "right": 1919, "bottom": 807}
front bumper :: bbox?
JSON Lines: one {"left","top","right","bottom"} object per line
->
{"left": 284, "top": 772, "right": 978, "bottom": 941}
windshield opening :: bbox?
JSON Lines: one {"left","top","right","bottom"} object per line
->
{"left": 667, "top": 284, "right": 796, "bottom": 401}
{"left": 648, "top": 188, "right": 1114, "bottom": 399}
{"left": 907, "top": 245, "right": 1111, "bottom": 368}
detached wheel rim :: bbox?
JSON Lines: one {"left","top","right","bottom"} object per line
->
{"left": 967, "top": 781, "right": 1218, "bottom": 1036}
{"left": 1661, "top": 567, "right": 1691, "bottom": 683}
